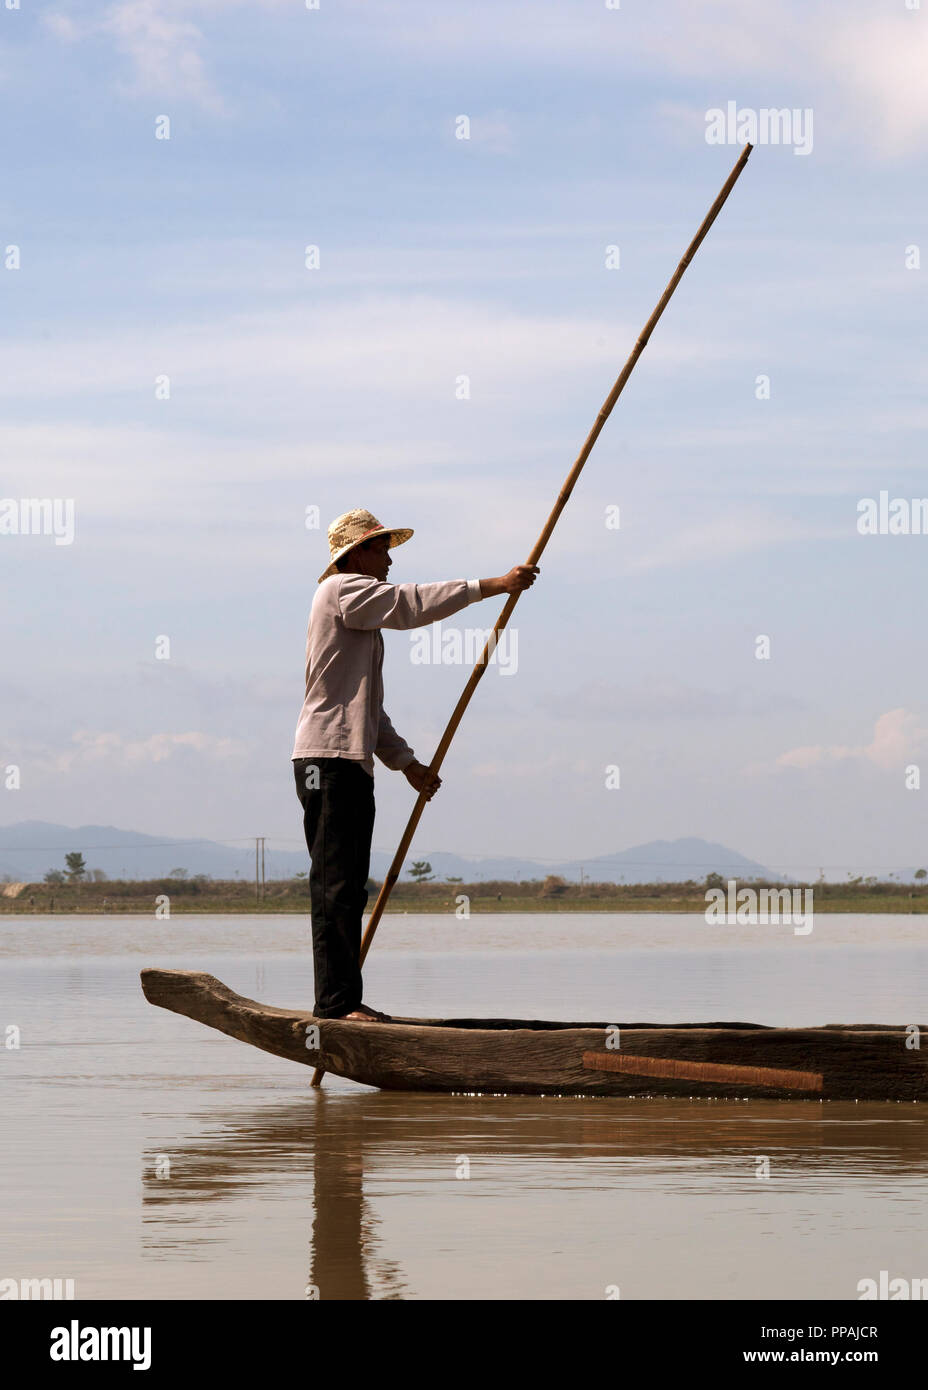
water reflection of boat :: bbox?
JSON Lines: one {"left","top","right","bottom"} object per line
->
{"left": 141, "top": 968, "right": 928, "bottom": 1100}
{"left": 139, "top": 1090, "right": 928, "bottom": 1299}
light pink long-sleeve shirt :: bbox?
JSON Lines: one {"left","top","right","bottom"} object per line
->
{"left": 292, "top": 573, "right": 483, "bottom": 776}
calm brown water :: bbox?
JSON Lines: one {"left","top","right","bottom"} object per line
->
{"left": 1, "top": 913, "right": 926, "bottom": 1300}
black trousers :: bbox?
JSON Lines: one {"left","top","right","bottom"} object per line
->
{"left": 293, "top": 757, "right": 376, "bottom": 1018}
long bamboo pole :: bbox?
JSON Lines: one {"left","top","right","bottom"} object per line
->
{"left": 312, "top": 143, "right": 753, "bottom": 1086}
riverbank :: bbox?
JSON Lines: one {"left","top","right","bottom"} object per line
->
{"left": 2, "top": 876, "right": 925, "bottom": 914}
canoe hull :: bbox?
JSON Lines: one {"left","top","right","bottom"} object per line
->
{"left": 140, "top": 969, "right": 928, "bottom": 1101}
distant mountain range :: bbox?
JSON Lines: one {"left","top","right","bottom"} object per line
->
{"left": 372, "top": 838, "right": 774, "bottom": 885}
{"left": 0, "top": 821, "right": 921, "bottom": 885}
{"left": 1, "top": 821, "right": 766, "bottom": 884}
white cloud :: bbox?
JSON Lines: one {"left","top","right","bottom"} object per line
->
{"left": 45, "top": 0, "right": 223, "bottom": 111}
{"left": 105, "top": 0, "right": 219, "bottom": 107}
{"left": 49, "top": 729, "right": 245, "bottom": 772}
{"left": 823, "top": 15, "right": 928, "bottom": 158}
{"left": 41, "top": 0, "right": 928, "bottom": 157}
{"left": 618, "top": 511, "right": 842, "bottom": 575}
{"left": 0, "top": 293, "right": 743, "bottom": 406}
{"left": 0, "top": 418, "right": 554, "bottom": 586}
{"left": 774, "top": 708, "right": 928, "bottom": 771}
{"left": 338, "top": 0, "right": 928, "bottom": 158}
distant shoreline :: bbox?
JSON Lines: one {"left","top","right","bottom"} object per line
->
{"left": 1, "top": 875, "right": 925, "bottom": 916}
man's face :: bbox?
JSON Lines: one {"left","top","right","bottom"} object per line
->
{"left": 348, "top": 533, "right": 391, "bottom": 582}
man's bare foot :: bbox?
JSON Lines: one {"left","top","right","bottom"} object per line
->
{"left": 334, "top": 1004, "right": 392, "bottom": 1023}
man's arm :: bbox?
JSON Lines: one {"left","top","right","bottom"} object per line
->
{"left": 374, "top": 707, "right": 415, "bottom": 772}
{"left": 376, "top": 708, "right": 441, "bottom": 799}
{"left": 338, "top": 567, "right": 539, "bottom": 631}
{"left": 339, "top": 575, "right": 479, "bottom": 631}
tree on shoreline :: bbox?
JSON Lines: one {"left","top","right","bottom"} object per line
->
{"left": 540, "top": 875, "right": 568, "bottom": 898}
{"left": 64, "top": 853, "right": 86, "bottom": 883}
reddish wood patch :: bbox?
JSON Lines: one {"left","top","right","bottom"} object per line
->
{"left": 582, "top": 1050, "right": 823, "bottom": 1093}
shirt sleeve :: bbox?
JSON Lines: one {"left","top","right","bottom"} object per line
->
{"left": 375, "top": 707, "right": 416, "bottom": 771}
{"left": 338, "top": 574, "right": 479, "bottom": 631}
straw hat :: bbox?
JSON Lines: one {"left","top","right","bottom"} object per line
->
{"left": 318, "top": 508, "right": 414, "bottom": 583}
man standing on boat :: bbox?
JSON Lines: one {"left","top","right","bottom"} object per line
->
{"left": 293, "top": 508, "right": 538, "bottom": 1024}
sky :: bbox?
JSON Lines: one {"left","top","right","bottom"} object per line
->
{"left": 1, "top": 0, "right": 927, "bottom": 880}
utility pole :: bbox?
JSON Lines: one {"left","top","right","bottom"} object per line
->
{"left": 255, "top": 837, "right": 266, "bottom": 904}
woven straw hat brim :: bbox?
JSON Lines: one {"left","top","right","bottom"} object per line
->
{"left": 318, "top": 526, "right": 413, "bottom": 583}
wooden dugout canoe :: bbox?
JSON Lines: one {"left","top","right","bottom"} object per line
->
{"left": 140, "top": 969, "right": 928, "bottom": 1101}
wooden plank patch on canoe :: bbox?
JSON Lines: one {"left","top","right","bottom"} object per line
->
{"left": 582, "top": 1050, "right": 823, "bottom": 1093}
